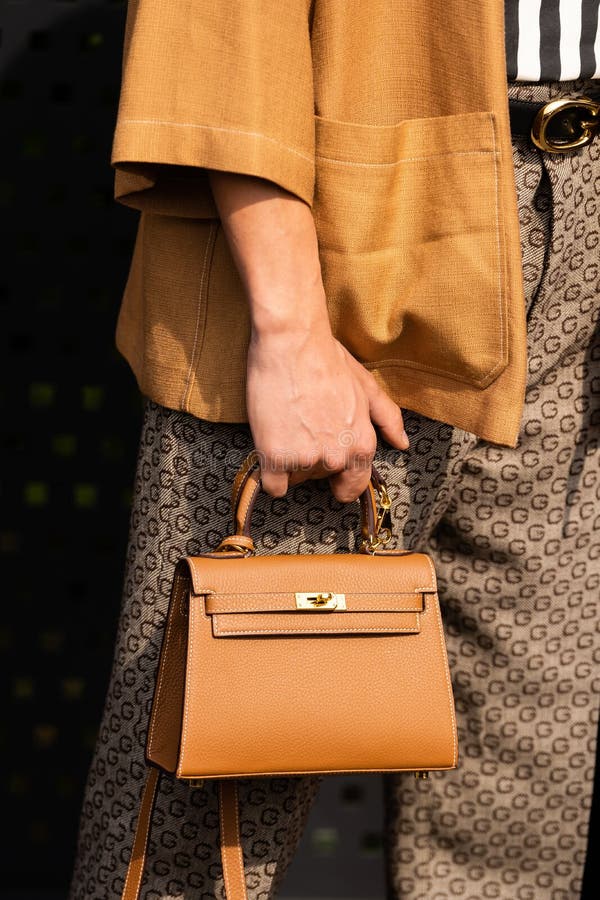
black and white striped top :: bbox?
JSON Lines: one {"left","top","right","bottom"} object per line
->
{"left": 505, "top": 1, "right": 600, "bottom": 81}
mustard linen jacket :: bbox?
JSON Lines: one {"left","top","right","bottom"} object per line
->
{"left": 111, "top": 0, "right": 527, "bottom": 447}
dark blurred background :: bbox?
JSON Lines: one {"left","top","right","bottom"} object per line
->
{"left": 0, "top": 2, "right": 596, "bottom": 899}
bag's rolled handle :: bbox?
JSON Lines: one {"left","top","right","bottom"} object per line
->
{"left": 211, "top": 450, "right": 393, "bottom": 556}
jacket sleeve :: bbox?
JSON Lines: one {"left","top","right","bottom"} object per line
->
{"left": 110, "top": 0, "right": 315, "bottom": 218}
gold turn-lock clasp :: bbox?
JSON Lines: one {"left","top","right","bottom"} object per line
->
{"left": 531, "top": 97, "right": 600, "bottom": 153}
{"left": 295, "top": 591, "right": 346, "bottom": 610}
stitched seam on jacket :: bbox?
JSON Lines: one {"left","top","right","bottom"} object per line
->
{"left": 315, "top": 148, "right": 496, "bottom": 167}
{"left": 118, "top": 118, "right": 314, "bottom": 164}
{"left": 431, "top": 594, "right": 458, "bottom": 767}
{"left": 480, "top": 112, "right": 506, "bottom": 383}
{"left": 181, "top": 222, "right": 218, "bottom": 411}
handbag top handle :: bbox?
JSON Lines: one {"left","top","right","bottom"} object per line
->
{"left": 207, "top": 450, "right": 396, "bottom": 556}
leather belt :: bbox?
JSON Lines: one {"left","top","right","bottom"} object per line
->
{"left": 508, "top": 95, "right": 600, "bottom": 152}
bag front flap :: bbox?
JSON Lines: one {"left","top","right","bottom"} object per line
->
{"left": 186, "top": 551, "right": 436, "bottom": 636}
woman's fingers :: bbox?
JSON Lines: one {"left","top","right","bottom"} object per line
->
{"left": 258, "top": 463, "right": 290, "bottom": 498}
{"left": 347, "top": 354, "right": 409, "bottom": 450}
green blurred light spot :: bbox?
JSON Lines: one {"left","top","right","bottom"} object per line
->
{"left": 29, "top": 382, "right": 56, "bottom": 407}
{"left": 52, "top": 433, "right": 77, "bottom": 457}
{"left": 61, "top": 677, "right": 85, "bottom": 700}
{"left": 310, "top": 826, "right": 339, "bottom": 857}
{"left": 8, "top": 774, "right": 30, "bottom": 795}
{"left": 39, "top": 630, "right": 65, "bottom": 653}
{"left": 0, "top": 180, "right": 17, "bottom": 207}
{"left": 81, "top": 385, "right": 104, "bottom": 410}
{"left": 74, "top": 483, "right": 98, "bottom": 508}
{"left": 24, "top": 482, "right": 49, "bottom": 506}
{"left": 84, "top": 31, "right": 104, "bottom": 49}
{"left": 13, "top": 677, "right": 34, "bottom": 700}
{"left": 71, "top": 133, "right": 94, "bottom": 154}
{"left": 33, "top": 724, "right": 59, "bottom": 749}
{"left": 0, "top": 531, "right": 20, "bottom": 554}
{"left": 360, "top": 830, "right": 383, "bottom": 856}
{"left": 22, "top": 131, "right": 46, "bottom": 158}
{"left": 101, "top": 435, "right": 124, "bottom": 460}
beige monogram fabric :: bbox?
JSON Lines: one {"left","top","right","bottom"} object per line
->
{"left": 69, "top": 77, "right": 599, "bottom": 899}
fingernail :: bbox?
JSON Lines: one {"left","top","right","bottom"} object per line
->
{"left": 401, "top": 429, "right": 410, "bottom": 449}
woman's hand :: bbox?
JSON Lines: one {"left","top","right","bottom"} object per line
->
{"left": 247, "top": 306, "right": 408, "bottom": 500}
{"left": 207, "top": 169, "right": 409, "bottom": 501}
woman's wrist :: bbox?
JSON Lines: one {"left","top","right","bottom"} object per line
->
{"left": 248, "top": 281, "right": 332, "bottom": 339}
{"left": 207, "top": 169, "right": 331, "bottom": 339}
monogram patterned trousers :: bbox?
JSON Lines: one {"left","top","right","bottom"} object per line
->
{"left": 69, "top": 77, "right": 600, "bottom": 899}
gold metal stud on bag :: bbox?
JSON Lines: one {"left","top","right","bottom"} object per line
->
{"left": 121, "top": 451, "right": 458, "bottom": 900}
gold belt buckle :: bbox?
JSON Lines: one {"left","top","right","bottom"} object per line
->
{"left": 531, "top": 96, "right": 600, "bottom": 153}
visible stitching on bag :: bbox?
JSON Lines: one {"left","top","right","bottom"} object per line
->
{"left": 206, "top": 594, "right": 423, "bottom": 613}
{"left": 231, "top": 460, "right": 259, "bottom": 521}
{"left": 178, "top": 594, "right": 195, "bottom": 774}
{"left": 413, "top": 555, "right": 437, "bottom": 593}
{"left": 212, "top": 618, "right": 420, "bottom": 635}
{"left": 181, "top": 222, "right": 218, "bottom": 410}
{"left": 119, "top": 118, "right": 314, "bottom": 164}
{"left": 315, "top": 148, "right": 496, "bottom": 167}
{"left": 198, "top": 763, "right": 457, "bottom": 778}
{"left": 148, "top": 572, "right": 185, "bottom": 755}
{"left": 431, "top": 594, "right": 458, "bottom": 767}
{"left": 207, "top": 604, "right": 423, "bottom": 616}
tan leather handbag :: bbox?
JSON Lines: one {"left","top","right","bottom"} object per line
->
{"left": 122, "top": 450, "right": 458, "bottom": 900}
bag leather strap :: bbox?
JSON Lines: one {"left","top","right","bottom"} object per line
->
{"left": 216, "top": 449, "right": 388, "bottom": 554}
{"left": 122, "top": 771, "right": 247, "bottom": 900}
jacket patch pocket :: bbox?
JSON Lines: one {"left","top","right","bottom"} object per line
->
{"left": 313, "top": 111, "right": 507, "bottom": 388}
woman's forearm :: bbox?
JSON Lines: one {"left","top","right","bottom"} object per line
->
{"left": 207, "top": 170, "right": 330, "bottom": 336}
{"left": 206, "top": 169, "right": 409, "bottom": 500}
